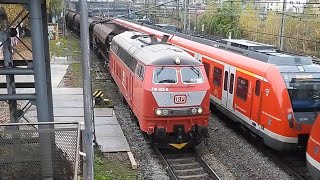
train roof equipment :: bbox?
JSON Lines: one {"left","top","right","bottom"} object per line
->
{"left": 120, "top": 17, "right": 317, "bottom": 67}
{"left": 219, "top": 38, "right": 314, "bottom": 66}
{"left": 112, "top": 31, "right": 201, "bottom": 66}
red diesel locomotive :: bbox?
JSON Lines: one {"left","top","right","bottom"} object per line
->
{"left": 307, "top": 116, "right": 320, "bottom": 180}
{"left": 108, "top": 31, "right": 210, "bottom": 149}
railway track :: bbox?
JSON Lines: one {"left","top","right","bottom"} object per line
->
{"left": 264, "top": 149, "right": 311, "bottom": 180}
{"left": 154, "top": 148, "right": 220, "bottom": 180}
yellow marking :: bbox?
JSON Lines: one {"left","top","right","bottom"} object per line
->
{"left": 236, "top": 67, "right": 258, "bottom": 78}
{"left": 93, "top": 90, "right": 103, "bottom": 98}
{"left": 169, "top": 143, "right": 188, "bottom": 149}
{"left": 310, "top": 136, "right": 320, "bottom": 146}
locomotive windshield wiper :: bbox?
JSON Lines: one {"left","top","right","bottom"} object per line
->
{"left": 190, "top": 66, "right": 200, "bottom": 77}
{"left": 156, "top": 66, "right": 164, "bottom": 76}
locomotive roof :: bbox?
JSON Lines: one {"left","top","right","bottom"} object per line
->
{"left": 112, "top": 31, "right": 201, "bottom": 66}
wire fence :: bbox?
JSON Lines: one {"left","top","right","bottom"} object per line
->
{"left": 0, "top": 122, "right": 81, "bottom": 180}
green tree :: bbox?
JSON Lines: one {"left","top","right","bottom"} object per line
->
{"left": 46, "top": 0, "right": 63, "bottom": 22}
{"left": 199, "top": 0, "right": 242, "bottom": 38}
{"left": 0, "top": 4, "right": 24, "bottom": 23}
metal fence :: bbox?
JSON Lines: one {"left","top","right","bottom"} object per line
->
{"left": 0, "top": 122, "right": 81, "bottom": 180}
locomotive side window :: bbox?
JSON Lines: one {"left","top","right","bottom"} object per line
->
{"left": 203, "top": 62, "right": 210, "bottom": 77}
{"left": 236, "top": 77, "right": 249, "bottom": 101}
{"left": 113, "top": 42, "right": 137, "bottom": 72}
{"left": 213, "top": 67, "right": 222, "bottom": 87}
{"left": 139, "top": 65, "right": 145, "bottom": 80}
{"left": 255, "top": 80, "right": 261, "bottom": 96}
{"left": 135, "top": 64, "right": 145, "bottom": 80}
{"left": 153, "top": 67, "right": 177, "bottom": 84}
{"left": 181, "top": 67, "right": 204, "bottom": 84}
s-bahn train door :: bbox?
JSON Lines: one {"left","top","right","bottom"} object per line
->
{"left": 222, "top": 65, "right": 236, "bottom": 111}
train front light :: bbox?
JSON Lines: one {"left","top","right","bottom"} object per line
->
{"left": 197, "top": 107, "right": 203, "bottom": 114}
{"left": 155, "top": 109, "right": 162, "bottom": 116}
{"left": 287, "top": 112, "right": 295, "bottom": 128}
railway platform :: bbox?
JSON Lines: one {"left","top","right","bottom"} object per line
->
{"left": 0, "top": 64, "right": 130, "bottom": 153}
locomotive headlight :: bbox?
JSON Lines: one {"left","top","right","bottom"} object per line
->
{"left": 155, "top": 109, "right": 162, "bottom": 116}
{"left": 197, "top": 107, "right": 203, "bottom": 114}
{"left": 191, "top": 108, "right": 197, "bottom": 114}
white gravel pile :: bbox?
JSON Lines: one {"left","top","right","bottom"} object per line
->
{"left": 196, "top": 113, "right": 294, "bottom": 180}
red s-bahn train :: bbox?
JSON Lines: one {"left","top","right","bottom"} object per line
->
{"left": 108, "top": 31, "right": 210, "bottom": 149}
{"left": 307, "top": 115, "right": 320, "bottom": 180}
{"left": 112, "top": 18, "right": 320, "bottom": 151}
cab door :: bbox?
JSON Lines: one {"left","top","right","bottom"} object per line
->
{"left": 250, "top": 80, "right": 262, "bottom": 125}
{"left": 222, "top": 65, "right": 236, "bottom": 111}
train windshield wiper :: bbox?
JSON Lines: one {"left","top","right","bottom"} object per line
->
{"left": 156, "top": 66, "right": 164, "bottom": 76}
{"left": 190, "top": 66, "right": 200, "bottom": 77}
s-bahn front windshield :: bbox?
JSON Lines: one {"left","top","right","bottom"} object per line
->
{"left": 287, "top": 77, "right": 320, "bottom": 112}
{"left": 283, "top": 73, "right": 320, "bottom": 124}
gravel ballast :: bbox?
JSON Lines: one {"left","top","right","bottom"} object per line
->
{"left": 196, "top": 112, "right": 294, "bottom": 180}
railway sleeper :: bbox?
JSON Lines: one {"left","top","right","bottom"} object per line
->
{"left": 174, "top": 167, "right": 205, "bottom": 174}
{"left": 170, "top": 162, "right": 200, "bottom": 169}
{"left": 166, "top": 157, "right": 196, "bottom": 164}
{"left": 177, "top": 173, "right": 209, "bottom": 180}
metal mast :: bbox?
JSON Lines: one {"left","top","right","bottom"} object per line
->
{"left": 79, "top": 0, "right": 94, "bottom": 179}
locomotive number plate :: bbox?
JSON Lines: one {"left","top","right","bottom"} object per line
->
{"left": 174, "top": 95, "right": 187, "bottom": 104}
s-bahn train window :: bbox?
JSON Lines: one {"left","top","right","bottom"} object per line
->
{"left": 255, "top": 80, "right": 261, "bottom": 96}
{"left": 236, "top": 77, "right": 249, "bottom": 101}
{"left": 223, "top": 71, "right": 228, "bottom": 91}
{"left": 181, "top": 67, "right": 204, "bottom": 84}
{"left": 203, "top": 62, "right": 210, "bottom": 77}
{"left": 229, "top": 73, "right": 235, "bottom": 94}
{"left": 153, "top": 67, "right": 177, "bottom": 84}
{"left": 213, "top": 67, "right": 222, "bottom": 87}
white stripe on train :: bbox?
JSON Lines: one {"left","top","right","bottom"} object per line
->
{"left": 210, "top": 95, "right": 298, "bottom": 144}
{"left": 307, "top": 153, "right": 320, "bottom": 171}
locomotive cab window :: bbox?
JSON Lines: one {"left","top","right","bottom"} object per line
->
{"left": 153, "top": 67, "right": 177, "bottom": 84}
{"left": 236, "top": 77, "right": 249, "bottom": 101}
{"left": 181, "top": 67, "right": 204, "bottom": 84}
{"left": 213, "top": 67, "right": 222, "bottom": 87}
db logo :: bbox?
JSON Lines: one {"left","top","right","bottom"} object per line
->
{"left": 174, "top": 95, "right": 187, "bottom": 104}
